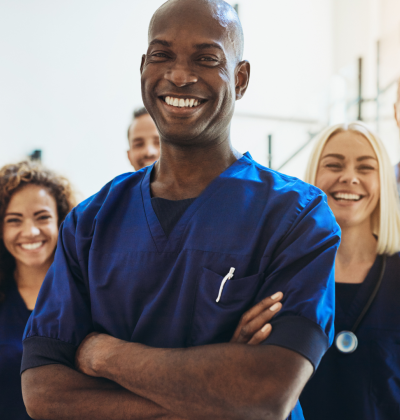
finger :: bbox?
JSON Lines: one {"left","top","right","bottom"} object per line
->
{"left": 240, "top": 292, "right": 283, "bottom": 324}
{"left": 237, "top": 302, "right": 281, "bottom": 342}
{"left": 247, "top": 323, "right": 272, "bottom": 345}
{"left": 233, "top": 301, "right": 282, "bottom": 344}
{"left": 231, "top": 296, "right": 282, "bottom": 343}
{"left": 232, "top": 291, "right": 283, "bottom": 341}
{"left": 230, "top": 292, "right": 283, "bottom": 343}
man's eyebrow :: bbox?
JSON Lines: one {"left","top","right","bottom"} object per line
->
{"left": 321, "top": 153, "right": 345, "bottom": 160}
{"left": 357, "top": 155, "right": 377, "bottom": 161}
{"left": 149, "top": 39, "right": 172, "bottom": 48}
{"left": 194, "top": 42, "right": 224, "bottom": 52}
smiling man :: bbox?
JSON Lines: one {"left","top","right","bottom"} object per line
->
{"left": 21, "top": 1, "right": 340, "bottom": 420}
{"left": 127, "top": 107, "right": 160, "bottom": 171}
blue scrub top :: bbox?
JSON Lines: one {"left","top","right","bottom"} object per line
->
{"left": 22, "top": 153, "right": 340, "bottom": 420}
{"left": 0, "top": 280, "right": 32, "bottom": 419}
{"left": 300, "top": 253, "right": 400, "bottom": 420}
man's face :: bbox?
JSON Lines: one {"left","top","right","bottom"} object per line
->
{"left": 140, "top": 2, "right": 248, "bottom": 147}
{"left": 127, "top": 114, "right": 160, "bottom": 170}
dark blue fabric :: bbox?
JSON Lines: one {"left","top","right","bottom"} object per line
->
{"left": 263, "top": 316, "right": 329, "bottom": 370}
{"left": 0, "top": 280, "right": 32, "bottom": 419}
{"left": 151, "top": 197, "right": 196, "bottom": 237}
{"left": 22, "top": 153, "right": 340, "bottom": 420}
{"left": 300, "top": 254, "right": 400, "bottom": 420}
{"left": 335, "top": 282, "right": 362, "bottom": 314}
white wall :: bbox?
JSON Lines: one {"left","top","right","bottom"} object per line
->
{"left": 232, "top": 0, "right": 332, "bottom": 177}
{"left": 0, "top": 0, "right": 165, "bottom": 199}
{"left": 330, "top": 0, "right": 400, "bottom": 163}
{"left": 0, "top": 0, "right": 333, "bottom": 199}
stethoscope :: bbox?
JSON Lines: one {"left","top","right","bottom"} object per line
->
{"left": 335, "top": 255, "right": 387, "bottom": 353}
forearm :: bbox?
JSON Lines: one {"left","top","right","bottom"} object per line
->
{"left": 97, "top": 342, "right": 311, "bottom": 420}
{"left": 22, "top": 364, "right": 183, "bottom": 420}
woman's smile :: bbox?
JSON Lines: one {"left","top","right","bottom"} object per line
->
{"left": 315, "top": 131, "right": 380, "bottom": 228}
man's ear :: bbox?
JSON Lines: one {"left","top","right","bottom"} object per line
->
{"left": 140, "top": 54, "right": 146, "bottom": 74}
{"left": 235, "top": 60, "right": 250, "bottom": 100}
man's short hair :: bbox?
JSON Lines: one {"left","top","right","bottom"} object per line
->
{"left": 127, "top": 107, "right": 149, "bottom": 140}
{"left": 132, "top": 107, "right": 149, "bottom": 120}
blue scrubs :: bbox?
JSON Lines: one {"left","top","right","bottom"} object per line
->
{"left": 0, "top": 280, "right": 32, "bottom": 419}
{"left": 300, "top": 253, "right": 400, "bottom": 420}
{"left": 22, "top": 153, "right": 340, "bottom": 420}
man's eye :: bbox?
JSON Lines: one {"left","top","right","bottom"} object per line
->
{"left": 152, "top": 53, "right": 168, "bottom": 58}
{"left": 199, "top": 57, "right": 217, "bottom": 62}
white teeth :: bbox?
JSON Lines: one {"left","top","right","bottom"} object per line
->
{"left": 333, "top": 193, "right": 361, "bottom": 201}
{"left": 20, "top": 241, "right": 43, "bottom": 250}
{"left": 164, "top": 97, "right": 201, "bottom": 108}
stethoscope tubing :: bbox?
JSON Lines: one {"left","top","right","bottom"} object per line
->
{"left": 335, "top": 255, "right": 387, "bottom": 353}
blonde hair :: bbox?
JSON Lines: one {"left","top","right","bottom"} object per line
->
{"left": 305, "top": 121, "right": 400, "bottom": 255}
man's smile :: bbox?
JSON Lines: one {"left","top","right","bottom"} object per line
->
{"left": 163, "top": 96, "right": 205, "bottom": 107}
{"left": 158, "top": 95, "right": 207, "bottom": 115}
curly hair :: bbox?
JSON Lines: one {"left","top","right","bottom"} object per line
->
{"left": 0, "top": 161, "right": 77, "bottom": 301}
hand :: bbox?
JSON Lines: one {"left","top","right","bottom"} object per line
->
{"left": 75, "top": 332, "right": 124, "bottom": 377}
{"left": 230, "top": 292, "right": 283, "bottom": 345}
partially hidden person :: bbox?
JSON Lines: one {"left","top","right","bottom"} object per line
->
{"left": 0, "top": 161, "right": 76, "bottom": 419}
{"left": 393, "top": 79, "right": 400, "bottom": 194}
{"left": 127, "top": 107, "right": 160, "bottom": 170}
{"left": 300, "top": 121, "right": 400, "bottom": 420}
{"left": 21, "top": 1, "right": 340, "bottom": 419}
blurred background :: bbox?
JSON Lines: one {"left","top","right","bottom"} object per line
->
{"left": 1, "top": 0, "right": 400, "bottom": 199}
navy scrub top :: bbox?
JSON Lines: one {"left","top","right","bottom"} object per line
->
{"left": 22, "top": 153, "right": 340, "bottom": 420}
{"left": 0, "top": 280, "right": 32, "bottom": 419}
{"left": 300, "top": 253, "right": 400, "bottom": 420}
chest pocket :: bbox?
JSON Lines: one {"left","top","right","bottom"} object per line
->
{"left": 190, "top": 267, "right": 262, "bottom": 346}
{"left": 370, "top": 339, "right": 400, "bottom": 416}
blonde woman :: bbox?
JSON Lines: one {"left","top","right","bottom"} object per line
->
{"left": 299, "top": 122, "right": 400, "bottom": 420}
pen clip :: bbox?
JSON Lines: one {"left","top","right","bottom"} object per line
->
{"left": 216, "top": 267, "right": 235, "bottom": 303}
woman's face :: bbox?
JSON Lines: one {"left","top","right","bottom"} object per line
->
{"left": 2, "top": 184, "right": 59, "bottom": 270}
{"left": 315, "top": 131, "right": 380, "bottom": 229}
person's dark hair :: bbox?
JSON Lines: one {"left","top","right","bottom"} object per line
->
{"left": 127, "top": 107, "right": 149, "bottom": 140}
{"left": 0, "top": 161, "right": 77, "bottom": 302}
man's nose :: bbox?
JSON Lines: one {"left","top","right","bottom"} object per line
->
{"left": 22, "top": 220, "right": 40, "bottom": 237}
{"left": 144, "top": 144, "right": 160, "bottom": 158}
{"left": 339, "top": 168, "right": 360, "bottom": 185}
{"left": 164, "top": 61, "right": 198, "bottom": 87}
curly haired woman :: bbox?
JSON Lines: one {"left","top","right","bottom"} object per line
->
{"left": 0, "top": 161, "right": 76, "bottom": 419}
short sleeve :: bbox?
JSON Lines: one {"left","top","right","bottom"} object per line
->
{"left": 21, "top": 209, "right": 93, "bottom": 373}
{"left": 259, "top": 190, "right": 340, "bottom": 371}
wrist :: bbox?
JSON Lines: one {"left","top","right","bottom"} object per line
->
{"left": 98, "top": 339, "right": 148, "bottom": 380}
{"left": 92, "top": 335, "right": 126, "bottom": 377}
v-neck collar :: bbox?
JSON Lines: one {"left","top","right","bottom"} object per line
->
{"left": 140, "top": 152, "right": 253, "bottom": 253}
{"left": 5, "top": 278, "right": 33, "bottom": 315}
{"left": 335, "top": 255, "right": 384, "bottom": 330}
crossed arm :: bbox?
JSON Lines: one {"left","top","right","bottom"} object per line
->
{"left": 22, "top": 293, "right": 313, "bottom": 420}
